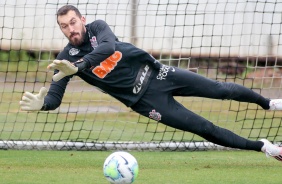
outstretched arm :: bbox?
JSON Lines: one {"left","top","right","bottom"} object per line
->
{"left": 41, "top": 74, "right": 71, "bottom": 111}
{"left": 20, "top": 65, "right": 71, "bottom": 111}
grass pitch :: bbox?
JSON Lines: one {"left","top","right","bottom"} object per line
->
{"left": 0, "top": 150, "right": 281, "bottom": 184}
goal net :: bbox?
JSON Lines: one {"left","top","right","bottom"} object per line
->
{"left": 0, "top": 0, "right": 282, "bottom": 150}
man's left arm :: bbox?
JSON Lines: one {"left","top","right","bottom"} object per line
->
{"left": 79, "top": 19, "right": 117, "bottom": 70}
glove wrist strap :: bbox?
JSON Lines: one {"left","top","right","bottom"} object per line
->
{"left": 74, "top": 59, "right": 89, "bottom": 72}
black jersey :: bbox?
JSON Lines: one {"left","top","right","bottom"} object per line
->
{"left": 43, "top": 20, "right": 160, "bottom": 110}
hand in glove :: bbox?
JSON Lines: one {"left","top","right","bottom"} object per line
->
{"left": 19, "top": 87, "right": 48, "bottom": 111}
{"left": 47, "top": 60, "right": 78, "bottom": 82}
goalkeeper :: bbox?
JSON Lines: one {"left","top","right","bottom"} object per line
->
{"left": 20, "top": 5, "right": 282, "bottom": 161}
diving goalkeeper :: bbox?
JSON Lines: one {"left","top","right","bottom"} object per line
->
{"left": 20, "top": 5, "right": 282, "bottom": 162}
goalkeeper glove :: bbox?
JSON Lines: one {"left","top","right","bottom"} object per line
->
{"left": 47, "top": 60, "right": 78, "bottom": 82}
{"left": 48, "top": 59, "right": 89, "bottom": 82}
{"left": 19, "top": 87, "right": 48, "bottom": 111}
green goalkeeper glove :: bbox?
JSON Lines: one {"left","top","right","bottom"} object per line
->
{"left": 19, "top": 87, "right": 48, "bottom": 111}
{"left": 47, "top": 60, "right": 78, "bottom": 82}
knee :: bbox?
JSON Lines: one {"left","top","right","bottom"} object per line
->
{"left": 188, "top": 119, "right": 216, "bottom": 137}
{"left": 198, "top": 122, "right": 221, "bottom": 142}
{"left": 201, "top": 121, "right": 217, "bottom": 135}
{"left": 214, "top": 81, "right": 234, "bottom": 99}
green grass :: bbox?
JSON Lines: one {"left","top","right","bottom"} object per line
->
{"left": 0, "top": 150, "right": 281, "bottom": 184}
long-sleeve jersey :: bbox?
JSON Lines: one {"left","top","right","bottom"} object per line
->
{"left": 42, "top": 20, "right": 160, "bottom": 110}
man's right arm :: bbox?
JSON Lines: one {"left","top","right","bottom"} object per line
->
{"left": 20, "top": 52, "right": 71, "bottom": 111}
{"left": 41, "top": 75, "right": 70, "bottom": 110}
{"left": 41, "top": 51, "right": 71, "bottom": 111}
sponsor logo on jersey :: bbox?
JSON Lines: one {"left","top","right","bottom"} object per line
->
{"left": 92, "top": 51, "right": 122, "bottom": 78}
{"left": 156, "top": 65, "right": 175, "bottom": 80}
{"left": 90, "top": 36, "right": 98, "bottom": 49}
{"left": 149, "top": 109, "right": 162, "bottom": 121}
{"left": 133, "top": 64, "right": 152, "bottom": 94}
{"left": 69, "top": 48, "right": 80, "bottom": 56}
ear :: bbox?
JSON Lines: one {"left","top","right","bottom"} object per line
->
{"left": 81, "top": 16, "right": 86, "bottom": 25}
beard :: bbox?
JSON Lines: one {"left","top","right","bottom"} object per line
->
{"left": 68, "top": 28, "right": 86, "bottom": 46}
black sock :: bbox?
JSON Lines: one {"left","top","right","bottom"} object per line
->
{"left": 246, "top": 140, "right": 264, "bottom": 152}
{"left": 256, "top": 96, "right": 270, "bottom": 110}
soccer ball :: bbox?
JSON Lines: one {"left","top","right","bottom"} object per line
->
{"left": 103, "top": 151, "right": 139, "bottom": 184}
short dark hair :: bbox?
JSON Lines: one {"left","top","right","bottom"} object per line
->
{"left": 56, "top": 5, "right": 82, "bottom": 23}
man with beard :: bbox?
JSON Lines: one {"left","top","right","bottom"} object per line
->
{"left": 20, "top": 5, "right": 282, "bottom": 162}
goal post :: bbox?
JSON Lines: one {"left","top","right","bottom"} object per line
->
{"left": 0, "top": 0, "right": 282, "bottom": 150}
